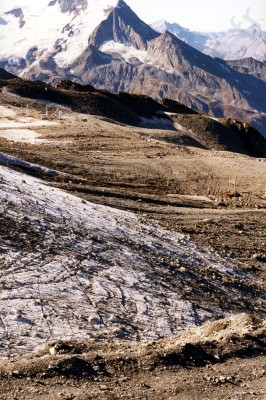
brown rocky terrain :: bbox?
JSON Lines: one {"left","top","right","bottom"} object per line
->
{"left": 0, "top": 85, "right": 265, "bottom": 399}
{"left": 1, "top": 75, "right": 266, "bottom": 157}
{"left": 0, "top": 315, "right": 265, "bottom": 399}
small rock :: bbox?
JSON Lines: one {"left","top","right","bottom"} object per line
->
{"left": 235, "top": 223, "right": 244, "bottom": 230}
{"left": 11, "top": 370, "right": 21, "bottom": 378}
{"left": 49, "top": 347, "right": 57, "bottom": 355}
{"left": 109, "top": 314, "right": 123, "bottom": 323}
{"left": 202, "top": 218, "right": 214, "bottom": 224}
{"left": 88, "top": 315, "right": 101, "bottom": 325}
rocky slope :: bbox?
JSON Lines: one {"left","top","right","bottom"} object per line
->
{"left": 1, "top": 71, "right": 266, "bottom": 157}
{"left": 0, "top": 0, "right": 266, "bottom": 137}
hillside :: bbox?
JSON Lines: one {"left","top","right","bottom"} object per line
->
{"left": 0, "top": 69, "right": 265, "bottom": 399}
{"left": 1, "top": 72, "right": 266, "bottom": 157}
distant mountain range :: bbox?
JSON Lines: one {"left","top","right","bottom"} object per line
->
{"left": 0, "top": 0, "right": 265, "bottom": 137}
{"left": 151, "top": 21, "right": 266, "bottom": 63}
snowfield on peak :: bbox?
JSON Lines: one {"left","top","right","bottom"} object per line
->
{"left": 99, "top": 41, "right": 148, "bottom": 64}
{"left": 99, "top": 40, "right": 174, "bottom": 72}
{"left": 0, "top": 164, "right": 264, "bottom": 358}
{"left": 0, "top": 0, "right": 118, "bottom": 66}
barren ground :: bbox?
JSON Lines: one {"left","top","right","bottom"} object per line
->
{"left": 0, "top": 95, "right": 265, "bottom": 399}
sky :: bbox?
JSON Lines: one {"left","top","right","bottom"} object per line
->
{"left": 126, "top": 0, "right": 266, "bottom": 31}
{"left": 0, "top": 0, "right": 265, "bottom": 32}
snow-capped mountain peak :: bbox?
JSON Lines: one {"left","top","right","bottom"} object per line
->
{"left": 0, "top": 0, "right": 120, "bottom": 67}
{"left": 151, "top": 20, "right": 266, "bottom": 62}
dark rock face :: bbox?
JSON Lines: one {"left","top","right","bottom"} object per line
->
{"left": 49, "top": 0, "right": 88, "bottom": 14}
{"left": 5, "top": 8, "right": 23, "bottom": 18}
{"left": 0, "top": 68, "right": 18, "bottom": 80}
{"left": 89, "top": 0, "right": 159, "bottom": 50}
{"left": 223, "top": 58, "right": 266, "bottom": 81}
{"left": 5, "top": 8, "right": 25, "bottom": 28}
{"left": 224, "top": 118, "right": 266, "bottom": 157}
{"left": 251, "top": 115, "right": 266, "bottom": 137}
{"left": 0, "top": 17, "right": 7, "bottom": 25}
{"left": 25, "top": 47, "right": 38, "bottom": 64}
{"left": 48, "top": 0, "right": 57, "bottom": 6}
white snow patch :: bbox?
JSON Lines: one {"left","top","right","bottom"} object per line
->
{"left": 158, "top": 111, "right": 177, "bottom": 116}
{"left": 0, "top": 0, "right": 118, "bottom": 67}
{"left": 0, "top": 118, "right": 57, "bottom": 129}
{"left": 173, "top": 122, "right": 187, "bottom": 131}
{"left": 0, "top": 105, "right": 16, "bottom": 117}
{"left": 0, "top": 129, "right": 48, "bottom": 144}
{"left": 0, "top": 152, "right": 74, "bottom": 179}
{"left": 0, "top": 103, "right": 62, "bottom": 143}
{"left": 151, "top": 113, "right": 187, "bottom": 131}
{"left": 100, "top": 41, "right": 148, "bottom": 64}
{"left": 99, "top": 41, "right": 176, "bottom": 74}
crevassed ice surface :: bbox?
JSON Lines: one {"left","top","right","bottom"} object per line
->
{"left": 0, "top": 164, "right": 259, "bottom": 358}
